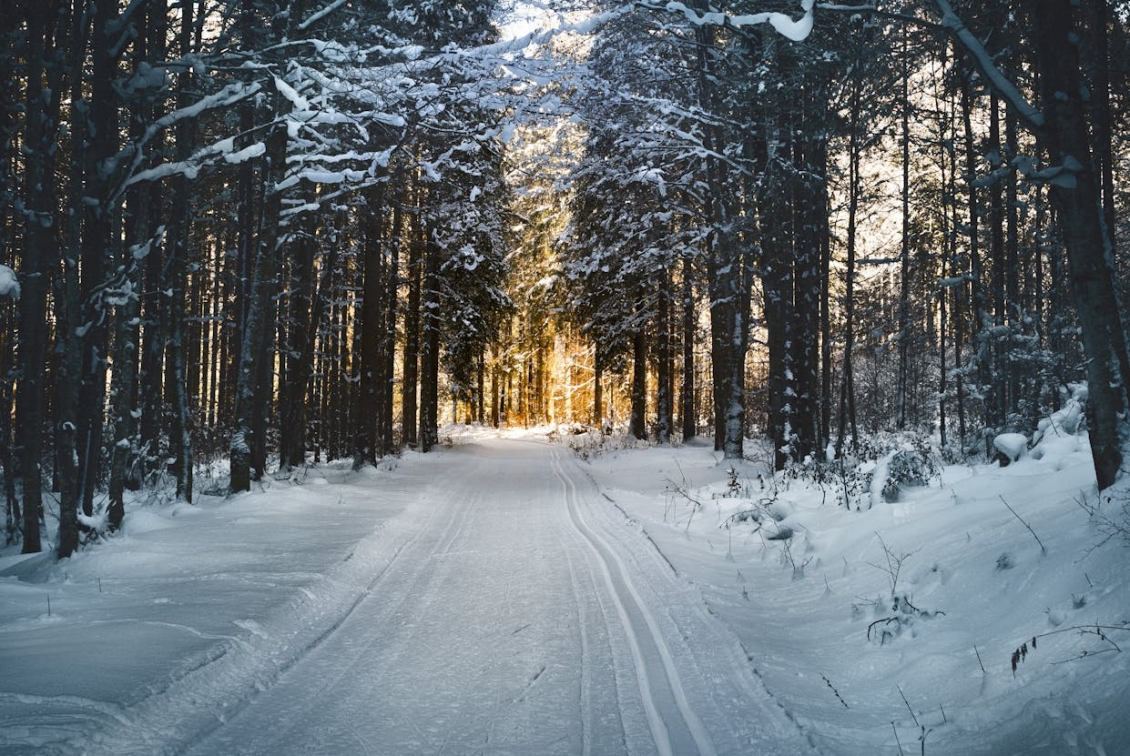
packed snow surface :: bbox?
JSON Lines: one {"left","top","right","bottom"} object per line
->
{"left": 2, "top": 427, "right": 1128, "bottom": 755}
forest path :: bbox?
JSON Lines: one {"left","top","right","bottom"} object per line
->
{"left": 11, "top": 439, "right": 809, "bottom": 756}
{"left": 179, "top": 438, "right": 809, "bottom": 756}
{"left": 175, "top": 437, "right": 776, "bottom": 756}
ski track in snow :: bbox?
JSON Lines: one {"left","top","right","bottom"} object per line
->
{"left": 550, "top": 445, "right": 715, "bottom": 756}
{"left": 2, "top": 440, "right": 813, "bottom": 756}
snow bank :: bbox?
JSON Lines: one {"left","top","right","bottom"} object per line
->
{"left": 581, "top": 431, "right": 1130, "bottom": 755}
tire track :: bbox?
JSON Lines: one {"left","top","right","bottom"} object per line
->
{"left": 181, "top": 474, "right": 486, "bottom": 755}
{"left": 551, "top": 448, "right": 717, "bottom": 756}
{"left": 562, "top": 528, "right": 595, "bottom": 756}
{"left": 89, "top": 470, "right": 475, "bottom": 756}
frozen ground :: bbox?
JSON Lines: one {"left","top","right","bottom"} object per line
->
{"left": 1, "top": 424, "right": 1128, "bottom": 755}
{"left": 575, "top": 429, "right": 1130, "bottom": 756}
{"left": 0, "top": 438, "right": 805, "bottom": 756}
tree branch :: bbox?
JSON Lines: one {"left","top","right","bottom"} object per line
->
{"left": 928, "top": 0, "right": 1046, "bottom": 135}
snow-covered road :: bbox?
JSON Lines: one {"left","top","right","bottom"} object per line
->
{"left": 8, "top": 433, "right": 1130, "bottom": 756}
{"left": 2, "top": 439, "right": 810, "bottom": 755}
{"left": 176, "top": 440, "right": 807, "bottom": 756}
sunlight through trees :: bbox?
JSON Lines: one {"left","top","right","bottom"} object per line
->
{"left": 3, "top": 0, "right": 1130, "bottom": 553}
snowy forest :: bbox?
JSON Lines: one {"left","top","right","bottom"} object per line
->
{"left": 4, "top": 2, "right": 1130, "bottom": 755}
{"left": 0, "top": 0, "right": 1128, "bottom": 558}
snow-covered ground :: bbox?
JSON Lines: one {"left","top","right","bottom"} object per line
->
{"left": 576, "top": 429, "right": 1130, "bottom": 756}
{"left": 1, "top": 422, "right": 1128, "bottom": 755}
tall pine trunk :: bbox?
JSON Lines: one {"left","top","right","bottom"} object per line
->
{"left": 630, "top": 326, "right": 647, "bottom": 441}
{"left": 680, "top": 254, "right": 696, "bottom": 440}
{"left": 418, "top": 240, "right": 441, "bottom": 452}
{"left": 165, "top": 0, "right": 195, "bottom": 504}
{"left": 17, "top": 0, "right": 63, "bottom": 553}
{"left": 656, "top": 269, "right": 673, "bottom": 445}
{"left": 1030, "top": 0, "right": 1127, "bottom": 488}
{"left": 402, "top": 203, "right": 423, "bottom": 448}
{"left": 231, "top": 85, "right": 288, "bottom": 492}
{"left": 379, "top": 201, "right": 401, "bottom": 454}
{"left": 356, "top": 186, "right": 385, "bottom": 466}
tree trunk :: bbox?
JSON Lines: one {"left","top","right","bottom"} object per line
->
{"left": 418, "top": 238, "right": 441, "bottom": 453}
{"left": 0, "top": 6, "right": 18, "bottom": 542}
{"left": 989, "top": 89, "right": 1008, "bottom": 430}
{"left": 17, "top": 0, "right": 63, "bottom": 553}
{"left": 836, "top": 98, "right": 862, "bottom": 458}
{"left": 165, "top": 0, "right": 195, "bottom": 504}
{"left": 724, "top": 234, "right": 752, "bottom": 461}
{"left": 282, "top": 226, "right": 334, "bottom": 472}
{"left": 1031, "top": 0, "right": 1127, "bottom": 489}
{"left": 231, "top": 86, "right": 288, "bottom": 492}
{"left": 897, "top": 30, "right": 912, "bottom": 431}
{"left": 279, "top": 197, "right": 318, "bottom": 471}
{"left": 680, "top": 253, "right": 696, "bottom": 440}
{"left": 379, "top": 202, "right": 401, "bottom": 454}
{"left": 694, "top": 22, "right": 731, "bottom": 453}
{"left": 630, "top": 327, "right": 647, "bottom": 441}
{"left": 53, "top": 0, "right": 85, "bottom": 550}
{"left": 1088, "top": 0, "right": 1117, "bottom": 262}
{"left": 656, "top": 269, "right": 673, "bottom": 445}
{"left": 402, "top": 203, "right": 422, "bottom": 449}
{"left": 356, "top": 186, "right": 385, "bottom": 465}
{"left": 593, "top": 347, "right": 603, "bottom": 429}
{"left": 959, "top": 66, "right": 991, "bottom": 453}
{"left": 74, "top": 0, "right": 123, "bottom": 524}
{"left": 792, "top": 107, "right": 825, "bottom": 463}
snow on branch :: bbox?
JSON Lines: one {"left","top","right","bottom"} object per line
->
{"left": 297, "top": 0, "right": 350, "bottom": 31}
{"left": 640, "top": 0, "right": 815, "bottom": 42}
{"left": 113, "top": 82, "right": 262, "bottom": 199}
{"left": 145, "top": 83, "right": 261, "bottom": 142}
{"left": 930, "top": 0, "right": 1045, "bottom": 132}
{"left": 124, "top": 135, "right": 263, "bottom": 188}
{"left": 274, "top": 75, "right": 311, "bottom": 112}
{"left": 0, "top": 265, "right": 20, "bottom": 299}
{"left": 445, "top": 4, "right": 635, "bottom": 66}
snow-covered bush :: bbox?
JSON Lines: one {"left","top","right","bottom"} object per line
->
{"left": 881, "top": 448, "right": 933, "bottom": 502}
{"left": 993, "top": 432, "right": 1029, "bottom": 466}
{"left": 871, "top": 434, "right": 940, "bottom": 504}
{"left": 1029, "top": 385, "right": 1086, "bottom": 462}
{"left": 788, "top": 432, "right": 940, "bottom": 509}
{"left": 557, "top": 425, "right": 633, "bottom": 460}
{"left": 861, "top": 592, "right": 945, "bottom": 645}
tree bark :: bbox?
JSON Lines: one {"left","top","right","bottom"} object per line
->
{"left": 656, "top": 269, "right": 673, "bottom": 445}
{"left": 897, "top": 28, "right": 912, "bottom": 431}
{"left": 937, "top": 0, "right": 1129, "bottom": 488}
{"left": 1030, "top": 0, "right": 1127, "bottom": 489}
{"left": 356, "top": 186, "right": 385, "bottom": 466}
{"left": 593, "top": 347, "right": 603, "bottom": 429}
{"left": 17, "top": 0, "right": 64, "bottom": 553}
{"left": 402, "top": 200, "right": 423, "bottom": 449}
{"left": 630, "top": 326, "right": 647, "bottom": 441}
{"left": 418, "top": 237, "right": 441, "bottom": 453}
{"left": 231, "top": 84, "right": 288, "bottom": 492}
{"left": 379, "top": 201, "right": 401, "bottom": 454}
{"left": 680, "top": 253, "right": 696, "bottom": 440}
{"left": 279, "top": 194, "right": 318, "bottom": 471}
{"left": 836, "top": 91, "right": 862, "bottom": 458}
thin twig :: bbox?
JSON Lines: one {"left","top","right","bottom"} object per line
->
{"left": 892, "top": 722, "right": 905, "bottom": 756}
{"left": 868, "top": 616, "right": 900, "bottom": 642}
{"left": 1000, "top": 496, "right": 1047, "bottom": 554}
{"left": 822, "top": 674, "right": 849, "bottom": 708}
{"left": 898, "top": 685, "right": 920, "bottom": 728}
